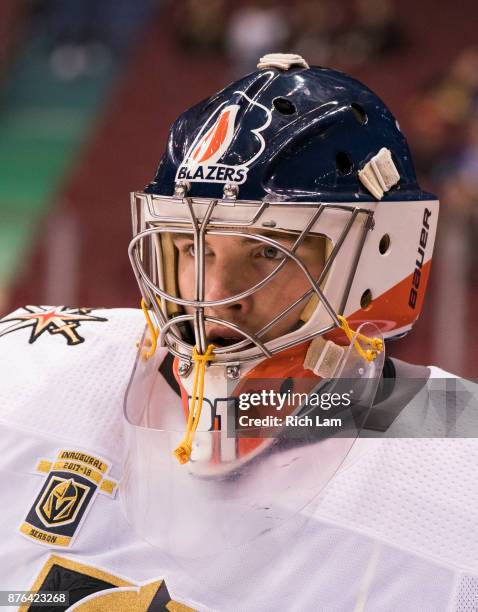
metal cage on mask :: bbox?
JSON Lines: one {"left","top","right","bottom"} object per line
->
{"left": 129, "top": 192, "right": 383, "bottom": 366}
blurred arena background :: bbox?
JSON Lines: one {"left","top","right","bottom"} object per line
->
{"left": 0, "top": 0, "right": 477, "bottom": 377}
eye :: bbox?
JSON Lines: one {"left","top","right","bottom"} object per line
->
{"left": 257, "top": 245, "right": 285, "bottom": 260}
{"left": 177, "top": 242, "right": 213, "bottom": 257}
{"left": 172, "top": 239, "right": 195, "bottom": 256}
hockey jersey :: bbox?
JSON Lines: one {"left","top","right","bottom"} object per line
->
{"left": 0, "top": 306, "right": 477, "bottom": 612}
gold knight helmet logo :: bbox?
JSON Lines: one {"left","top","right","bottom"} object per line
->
{"left": 41, "top": 478, "right": 81, "bottom": 524}
{"left": 36, "top": 476, "right": 88, "bottom": 528}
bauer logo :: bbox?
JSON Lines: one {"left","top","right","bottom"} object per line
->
{"left": 409, "top": 207, "right": 432, "bottom": 309}
{"left": 176, "top": 91, "right": 272, "bottom": 185}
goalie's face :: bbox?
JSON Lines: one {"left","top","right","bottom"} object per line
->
{"left": 172, "top": 231, "right": 325, "bottom": 347}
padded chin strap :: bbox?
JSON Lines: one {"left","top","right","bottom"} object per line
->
{"left": 303, "top": 317, "right": 384, "bottom": 377}
{"left": 303, "top": 336, "right": 345, "bottom": 378}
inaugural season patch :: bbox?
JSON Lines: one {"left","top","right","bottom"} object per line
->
{"left": 0, "top": 305, "right": 107, "bottom": 345}
{"left": 20, "top": 450, "right": 117, "bottom": 548}
{"left": 27, "top": 555, "right": 196, "bottom": 611}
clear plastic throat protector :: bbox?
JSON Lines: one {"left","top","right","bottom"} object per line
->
{"left": 121, "top": 322, "right": 384, "bottom": 564}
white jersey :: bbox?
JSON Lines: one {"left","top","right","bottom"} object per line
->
{"left": 0, "top": 306, "right": 477, "bottom": 611}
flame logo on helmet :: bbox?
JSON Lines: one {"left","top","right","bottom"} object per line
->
{"left": 188, "top": 105, "right": 240, "bottom": 168}
{"left": 176, "top": 91, "right": 272, "bottom": 185}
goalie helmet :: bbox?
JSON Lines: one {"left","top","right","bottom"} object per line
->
{"left": 130, "top": 52, "right": 438, "bottom": 360}
{"left": 128, "top": 53, "right": 438, "bottom": 467}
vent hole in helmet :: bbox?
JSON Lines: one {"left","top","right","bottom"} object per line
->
{"left": 273, "top": 97, "right": 296, "bottom": 115}
{"left": 379, "top": 233, "right": 391, "bottom": 254}
{"left": 360, "top": 289, "right": 373, "bottom": 310}
{"left": 351, "top": 103, "right": 368, "bottom": 125}
{"left": 336, "top": 151, "right": 354, "bottom": 175}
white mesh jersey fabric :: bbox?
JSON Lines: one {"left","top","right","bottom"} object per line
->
{"left": 314, "top": 437, "right": 478, "bottom": 574}
{"left": 0, "top": 306, "right": 145, "bottom": 460}
{"left": 1, "top": 313, "right": 477, "bottom": 610}
{"left": 455, "top": 574, "right": 478, "bottom": 612}
{"left": 0, "top": 414, "right": 459, "bottom": 612}
{"left": 308, "top": 366, "right": 478, "bottom": 609}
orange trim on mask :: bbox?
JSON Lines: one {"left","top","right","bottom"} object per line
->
{"left": 327, "top": 259, "right": 432, "bottom": 343}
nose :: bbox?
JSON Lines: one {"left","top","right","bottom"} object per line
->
{"left": 204, "top": 257, "right": 253, "bottom": 318}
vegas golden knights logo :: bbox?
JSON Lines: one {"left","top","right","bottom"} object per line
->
{"left": 20, "top": 450, "right": 117, "bottom": 548}
{"left": 37, "top": 477, "right": 89, "bottom": 527}
{"left": 27, "top": 556, "right": 196, "bottom": 611}
{"left": 0, "top": 305, "right": 107, "bottom": 345}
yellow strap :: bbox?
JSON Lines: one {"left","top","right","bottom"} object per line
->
{"left": 174, "top": 344, "right": 216, "bottom": 464}
{"left": 337, "top": 315, "right": 384, "bottom": 362}
{"left": 140, "top": 299, "right": 159, "bottom": 360}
